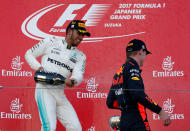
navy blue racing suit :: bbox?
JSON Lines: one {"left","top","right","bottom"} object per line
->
{"left": 106, "top": 57, "right": 162, "bottom": 131}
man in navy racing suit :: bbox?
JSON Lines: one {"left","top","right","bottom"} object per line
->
{"left": 107, "top": 39, "right": 171, "bottom": 131}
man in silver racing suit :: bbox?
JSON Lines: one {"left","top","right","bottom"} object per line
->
{"left": 25, "top": 20, "right": 91, "bottom": 131}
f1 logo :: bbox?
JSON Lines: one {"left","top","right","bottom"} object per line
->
{"left": 54, "top": 4, "right": 111, "bottom": 27}
{"left": 54, "top": 4, "right": 85, "bottom": 27}
{"left": 22, "top": 4, "right": 145, "bottom": 41}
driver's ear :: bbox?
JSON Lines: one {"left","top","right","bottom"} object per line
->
{"left": 138, "top": 49, "right": 143, "bottom": 55}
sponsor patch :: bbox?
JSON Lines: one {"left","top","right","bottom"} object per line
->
{"left": 131, "top": 76, "right": 140, "bottom": 80}
{"left": 128, "top": 43, "right": 133, "bottom": 46}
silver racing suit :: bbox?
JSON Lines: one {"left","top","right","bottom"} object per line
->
{"left": 25, "top": 36, "right": 86, "bottom": 131}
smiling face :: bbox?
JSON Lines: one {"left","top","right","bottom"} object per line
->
{"left": 66, "top": 29, "right": 84, "bottom": 47}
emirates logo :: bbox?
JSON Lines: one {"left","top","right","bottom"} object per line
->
{"left": 0, "top": 98, "right": 32, "bottom": 119}
{"left": 162, "top": 56, "right": 175, "bottom": 71}
{"left": 153, "top": 98, "right": 184, "bottom": 120}
{"left": 10, "top": 98, "right": 23, "bottom": 113}
{"left": 77, "top": 77, "right": 107, "bottom": 99}
{"left": 86, "top": 77, "right": 99, "bottom": 92}
{"left": 152, "top": 56, "right": 184, "bottom": 77}
{"left": 11, "top": 56, "right": 24, "bottom": 70}
{"left": 163, "top": 98, "right": 175, "bottom": 114}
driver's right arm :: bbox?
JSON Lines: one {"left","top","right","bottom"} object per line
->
{"left": 25, "top": 37, "right": 55, "bottom": 70}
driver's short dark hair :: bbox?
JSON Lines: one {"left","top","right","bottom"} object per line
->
{"left": 126, "top": 51, "right": 139, "bottom": 57}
